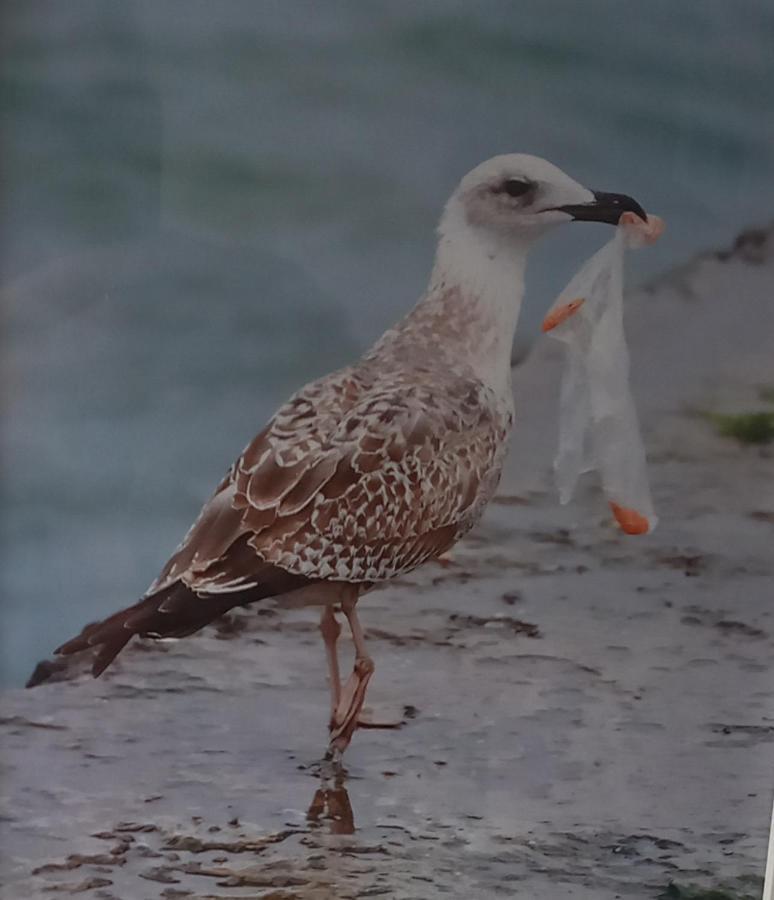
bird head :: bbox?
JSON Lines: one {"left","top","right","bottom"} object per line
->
{"left": 447, "top": 153, "right": 647, "bottom": 243}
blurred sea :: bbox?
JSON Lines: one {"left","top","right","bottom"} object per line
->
{"left": 2, "top": 1, "right": 774, "bottom": 685}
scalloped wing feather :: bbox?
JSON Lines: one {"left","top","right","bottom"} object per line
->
{"left": 147, "top": 364, "right": 511, "bottom": 597}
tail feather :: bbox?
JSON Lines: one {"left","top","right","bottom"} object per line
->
{"left": 92, "top": 633, "right": 133, "bottom": 678}
{"left": 51, "top": 565, "right": 312, "bottom": 679}
{"left": 54, "top": 584, "right": 237, "bottom": 677}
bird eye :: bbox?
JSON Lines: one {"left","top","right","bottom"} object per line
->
{"left": 501, "top": 178, "right": 532, "bottom": 198}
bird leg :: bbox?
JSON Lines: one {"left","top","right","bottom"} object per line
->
{"left": 321, "top": 597, "right": 403, "bottom": 755}
{"left": 328, "top": 596, "right": 377, "bottom": 754}
{"left": 319, "top": 605, "right": 342, "bottom": 726}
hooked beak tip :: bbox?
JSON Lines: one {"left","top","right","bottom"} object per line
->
{"left": 556, "top": 191, "right": 648, "bottom": 225}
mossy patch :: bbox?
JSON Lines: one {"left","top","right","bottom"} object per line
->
{"left": 657, "top": 880, "right": 760, "bottom": 900}
{"left": 706, "top": 411, "right": 774, "bottom": 444}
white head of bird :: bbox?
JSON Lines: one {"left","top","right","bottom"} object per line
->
{"left": 442, "top": 153, "right": 645, "bottom": 242}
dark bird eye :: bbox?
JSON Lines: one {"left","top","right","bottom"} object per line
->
{"left": 501, "top": 178, "right": 532, "bottom": 198}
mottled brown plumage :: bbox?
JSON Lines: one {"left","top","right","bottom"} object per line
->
{"left": 53, "top": 335, "right": 512, "bottom": 680}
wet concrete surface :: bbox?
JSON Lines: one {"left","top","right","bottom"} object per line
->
{"left": 3, "top": 499, "right": 771, "bottom": 899}
{"left": 2, "top": 228, "right": 773, "bottom": 898}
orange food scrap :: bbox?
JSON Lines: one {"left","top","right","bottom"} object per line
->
{"left": 619, "top": 211, "right": 665, "bottom": 244}
{"left": 609, "top": 501, "right": 650, "bottom": 535}
{"left": 542, "top": 298, "right": 585, "bottom": 332}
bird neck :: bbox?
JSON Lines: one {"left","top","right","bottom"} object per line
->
{"left": 401, "top": 207, "right": 529, "bottom": 394}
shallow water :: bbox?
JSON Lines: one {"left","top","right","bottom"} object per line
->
{"left": 2, "top": 1, "right": 774, "bottom": 684}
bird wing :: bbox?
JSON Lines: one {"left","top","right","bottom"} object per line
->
{"left": 148, "top": 366, "right": 507, "bottom": 596}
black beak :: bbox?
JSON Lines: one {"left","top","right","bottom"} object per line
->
{"left": 555, "top": 191, "right": 647, "bottom": 225}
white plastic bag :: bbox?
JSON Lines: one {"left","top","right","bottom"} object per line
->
{"left": 542, "top": 213, "right": 664, "bottom": 534}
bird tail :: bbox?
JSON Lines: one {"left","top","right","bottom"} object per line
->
{"left": 29, "top": 555, "right": 313, "bottom": 687}
{"left": 51, "top": 583, "right": 239, "bottom": 678}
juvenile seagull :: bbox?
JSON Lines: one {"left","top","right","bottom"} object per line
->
{"left": 50, "top": 155, "right": 646, "bottom": 753}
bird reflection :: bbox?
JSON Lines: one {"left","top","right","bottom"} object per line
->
{"left": 306, "top": 764, "right": 355, "bottom": 835}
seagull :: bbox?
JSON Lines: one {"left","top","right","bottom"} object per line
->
{"left": 48, "top": 155, "right": 647, "bottom": 754}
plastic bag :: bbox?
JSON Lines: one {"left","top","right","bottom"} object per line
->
{"left": 542, "top": 212, "right": 664, "bottom": 534}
